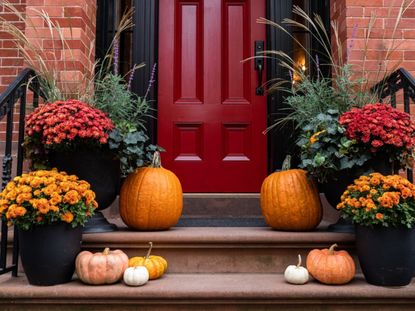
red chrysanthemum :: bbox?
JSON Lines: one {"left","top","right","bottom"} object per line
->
{"left": 339, "top": 103, "right": 415, "bottom": 153}
{"left": 26, "top": 99, "right": 114, "bottom": 146}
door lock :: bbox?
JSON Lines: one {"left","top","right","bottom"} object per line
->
{"left": 255, "top": 41, "right": 264, "bottom": 96}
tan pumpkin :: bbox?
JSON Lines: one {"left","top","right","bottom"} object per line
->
{"left": 260, "top": 156, "right": 322, "bottom": 230}
{"left": 128, "top": 242, "right": 167, "bottom": 280}
{"left": 306, "top": 243, "right": 355, "bottom": 285}
{"left": 75, "top": 248, "right": 129, "bottom": 285}
{"left": 119, "top": 151, "right": 183, "bottom": 230}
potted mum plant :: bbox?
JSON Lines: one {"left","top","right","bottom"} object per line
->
{"left": 0, "top": 169, "right": 97, "bottom": 285}
{"left": 337, "top": 173, "right": 415, "bottom": 286}
{"left": 24, "top": 99, "right": 119, "bottom": 233}
{"left": 300, "top": 103, "right": 415, "bottom": 208}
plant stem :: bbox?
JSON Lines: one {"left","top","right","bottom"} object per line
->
{"left": 145, "top": 242, "right": 153, "bottom": 260}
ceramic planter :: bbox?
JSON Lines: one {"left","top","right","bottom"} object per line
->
{"left": 18, "top": 222, "right": 82, "bottom": 286}
{"left": 356, "top": 224, "right": 415, "bottom": 286}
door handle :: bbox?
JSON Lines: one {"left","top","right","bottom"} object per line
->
{"left": 255, "top": 41, "right": 264, "bottom": 96}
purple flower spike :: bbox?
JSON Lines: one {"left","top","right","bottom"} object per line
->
{"left": 347, "top": 24, "right": 358, "bottom": 62}
{"left": 144, "top": 63, "right": 157, "bottom": 100}
{"left": 113, "top": 39, "right": 119, "bottom": 75}
{"left": 127, "top": 65, "right": 136, "bottom": 91}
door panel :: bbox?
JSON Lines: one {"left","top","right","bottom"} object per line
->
{"left": 158, "top": 0, "right": 266, "bottom": 192}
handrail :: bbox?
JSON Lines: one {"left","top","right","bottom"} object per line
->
{"left": 372, "top": 68, "right": 415, "bottom": 183}
{"left": 0, "top": 68, "right": 45, "bottom": 277}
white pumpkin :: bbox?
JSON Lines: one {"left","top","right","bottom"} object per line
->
{"left": 123, "top": 266, "right": 149, "bottom": 286}
{"left": 284, "top": 254, "right": 309, "bottom": 285}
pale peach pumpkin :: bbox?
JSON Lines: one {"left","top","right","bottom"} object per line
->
{"left": 306, "top": 243, "right": 356, "bottom": 285}
{"left": 75, "top": 248, "right": 129, "bottom": 285}
{"left": 260, "top": 161, "right": 322, "bottom": 230}
{"left": 119, "top": 151, "right": 183, "bottom": 230}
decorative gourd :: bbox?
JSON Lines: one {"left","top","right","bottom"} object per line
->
{"left": 260, "top": 156, "right": 322, "bottom": 230}
{"left": 306, "top": 243, "right": 355, "bottom": 285}
{"left": 119, "top": 151, "right": 183, "bottom": 230}
{"left": 284, "top": 254, "right": 309, "bottom": 285}
{"left": 123, "top": 266, "right": 149, "bottom": 286}
{"left": 75, "top": 248, "right": 129, "bottom": 285}
{"left": 128, "top": 242, "right": 167, "bottom": 280}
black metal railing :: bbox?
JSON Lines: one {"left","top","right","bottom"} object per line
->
{"left": 0, "top": 68, "right": 43, "bottom": 276}
{"left": 372, "top": 68, "right": 415, "bottom": 182}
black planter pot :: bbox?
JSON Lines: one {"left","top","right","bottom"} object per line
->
{"left": 320, "top": 155, "right": 393, "bottom": 233}
{"left": 18, "top": 223, "right": 82, "bottom": 286}
{"left": 48, "top": 150, "right": 120, "bottom": 233}
{"left": 356, "top": 225, "right": 415, "bottom": 286}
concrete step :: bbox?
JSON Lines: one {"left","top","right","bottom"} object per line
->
{"left": 0, "top": 273, "right": 414, "bottom": 310}
{"left": 80, "top": 224, "right": 356, "bottom": 274}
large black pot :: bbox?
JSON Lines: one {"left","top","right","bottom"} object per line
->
{"left": 356, "top": 225, "right": 415, "bottom": 286}
{"left": 18, "top": 223, "right": 82, "bottom": 286}
{"left": 48, "top": 150, "right": 120, "bottom": 233}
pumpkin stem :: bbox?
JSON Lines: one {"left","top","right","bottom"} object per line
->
{"left": 296, "top": 254, "right": 302, "bottom": 268}
{"left": 145, "top": 242, "right": 153, "bottom": 260}
{"left": 151, "top": 151, "right": 162, "bottom": 168}
{"left": 103, "top": 247, "right": 110, "bottom": 255}
{"left": 328, "top": 243, "right": 338, "bottom": 255}
{"left": 282, "top": 155, "right": 291, "bottom": 171}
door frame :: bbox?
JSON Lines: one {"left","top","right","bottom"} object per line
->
{"left": 128, "top": 0, "right": 330, "bottom": 173}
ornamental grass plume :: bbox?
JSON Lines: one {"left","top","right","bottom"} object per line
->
{"left": 0, "top": 169, "right": 97, "bottom": 230}
{"left": 337, "top": 173, "right": 415, "bottom": 228}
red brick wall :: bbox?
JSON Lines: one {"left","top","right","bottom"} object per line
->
{"left": 25, "top": 0, "right": 97, "bottom": 95}
{"left": 332, "top": 0, "right": 415, "bottom": 83}
{"left": 0, "top": 0, "right": 25, "bottom": 92}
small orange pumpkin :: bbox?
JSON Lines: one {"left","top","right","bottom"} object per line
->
{"left": 119, "top": 151, "right": 183, "bottom": 230}
{"left": 260, "top": 156, "right": 322, "bottom": 230}
{"left": 128, "top": 242, "right": 167, "bottom": 280}
{"left": 306, "top": 243, "right": 355, "bottom": 285}
{"left": 75, "top": 248, "right": 129, "bottom": 285}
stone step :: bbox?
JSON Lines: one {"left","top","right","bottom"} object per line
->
{"left": 80, "top": 224, "right": 356, "bottom": 274}
{"left": 0, "top": 273, "right": 414, "bottom": 310}
{"left": 103, "top": 193, "right": 341, "bottom": 226}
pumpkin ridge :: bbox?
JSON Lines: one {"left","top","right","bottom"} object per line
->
{"left": 134, "top": 168, "right": 151, "bottom": 228}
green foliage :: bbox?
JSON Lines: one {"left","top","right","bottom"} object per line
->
{"left": 297, "top": 109, "right": 371, "bottom": 183}
{"left": 89, "top": 73, "right": 156, "bottom": 177}
{"left": 280, "top": 65, "right": 376, "bottom": 130}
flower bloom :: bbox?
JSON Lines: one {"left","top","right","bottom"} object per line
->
{"left": 25, "top": 100, "right": 114, "bottom": 146}
{"left": 338, "top": 173, "right": 415, "bottom": 227}
{"left": 339, "top": 103, "right": 415, "bottom": 165}
{"left": 0, "top": 169, "right": 96, "bottom": 229}
{"left": 61, "top": 212, "right": 74, "bottom": 223}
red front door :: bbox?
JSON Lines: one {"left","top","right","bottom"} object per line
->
{"left": 158, "top": 0, "right": 267, "bottom": 192}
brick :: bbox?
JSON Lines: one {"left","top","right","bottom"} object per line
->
{"left": 384, "top": 18, "right": 415, "bottom": 29}
{"left": 64, "top": 7, "right": 83, "bottom": 18}
{"left": 346, "top": 0, "right": 383, "bottom": 7}
{"left": 404, "top": 51, "right": 415, "bottom": 60}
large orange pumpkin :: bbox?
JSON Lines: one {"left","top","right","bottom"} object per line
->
{"left": 306, "top": 243, "right": 355, "bottom": 285}
{"left": 260, "top": 157, "right": 322, "bottom": 230}
{"left": 119, "top": 151, "right": 183, "bottom": 230}
{"left": 75, "top": 248, "right": 129, "bottom": 285}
